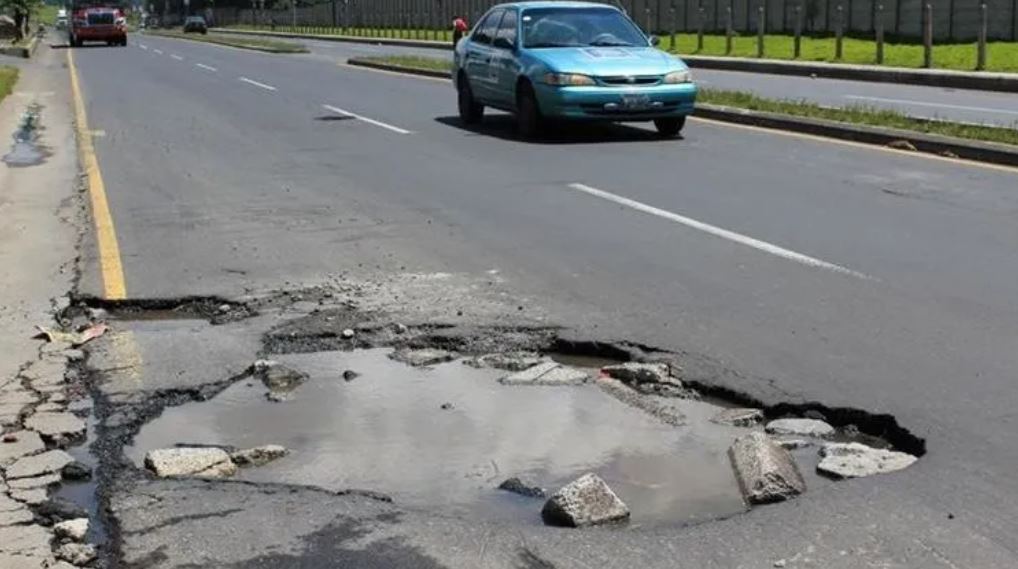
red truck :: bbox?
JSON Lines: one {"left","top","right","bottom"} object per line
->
{"left": 68, "top": 3, "right": 128, "bottom": 47}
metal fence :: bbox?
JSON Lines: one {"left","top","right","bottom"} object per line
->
{"left": 199, "top": 0, "right": 1018, "bottom": 41}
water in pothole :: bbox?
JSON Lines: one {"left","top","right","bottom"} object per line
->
{"left": 55, "top": 406, "right": 108, "bottom": 545}
{"left": 128, "top": 349, "right": 753, "bottom": 527}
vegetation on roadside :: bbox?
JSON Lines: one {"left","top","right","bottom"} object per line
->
{"left": 145, "top": 29, "right": 308, "bottom": 53}
{"left": 227, "top": 24, "right": 1018, "bottom": 73}
{"left": 354, "top": 54, "right": 1018, "bottom": 147}
{"left": 0, "top": 66, "right": 19, "bottom": 105}
{"left": 35, "top": 3, "right": 58, "bottom": 25}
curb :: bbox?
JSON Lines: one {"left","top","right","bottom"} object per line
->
{"left": 211, "top": 28, "right": 452, "bottom": 51}
{"left": 0, "top": 35, "right": 40, "bottom": 59}
{"left": 143, "top": 31, "right": 308, "bottom": 53}
{"left": 346, "top": 58, "right": 450, "bottom": 79}
{"left": 347, "top": 57, "right": 1018, "bottom": 168}
{"left": 693, "top": 104, "right": 1018, "bottom": 167}
{"left": 214, "top": 28, "right": 1018, "bottom": 93}
{"left": 682, "top": 55, "right": 1018, "bottom": 94}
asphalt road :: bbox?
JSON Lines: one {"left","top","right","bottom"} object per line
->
{"left": 71, "top": 34, "right": 1018, "bottom": 567}
{"left": 270, "top": 33, "right": 1018, "bottom": 127}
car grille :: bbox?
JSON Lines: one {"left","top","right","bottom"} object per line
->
{"left": 597, "top": 75, "right": 661, "bottom": 86}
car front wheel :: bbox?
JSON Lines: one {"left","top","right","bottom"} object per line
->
{"left": 516, "top": 84, "right": 543, "bottom": 139}
{"left": 654, "top": 117, "right": 686, "bottom": 138}
{"left": 457, "top": 76, "right": 483, "bottom": 125}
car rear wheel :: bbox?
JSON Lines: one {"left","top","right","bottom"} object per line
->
{"left": 457, "top": 76, "right": 483, "bottom": 125}
{"left": 516, "top": 84, "right": 543, "bottom": 139}
{"left": 654, "top": 117, "right": 686, "bottom": 138}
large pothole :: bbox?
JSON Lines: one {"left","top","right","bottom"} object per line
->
{"left": 126, "top": 348, "right": 758, "bottom": 527}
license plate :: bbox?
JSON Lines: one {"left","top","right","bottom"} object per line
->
{"left": 621, "top": 94, "right": 650, "bottom": 110}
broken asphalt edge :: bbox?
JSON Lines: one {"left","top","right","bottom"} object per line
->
{"left": 345, "top": 55, "right": 1018, "bottom": 170}
{"left": 211, "top": 27, "right": 1018, "bottom": 93}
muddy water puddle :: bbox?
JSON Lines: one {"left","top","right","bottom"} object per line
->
{"left": 3, "top": 105, "right": 48, "bottom": 167}
{"left": 129, "top": 349, "right": 752, "bottom": 527}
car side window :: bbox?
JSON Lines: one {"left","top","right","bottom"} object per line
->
{"left": 494, "top": 10, "right": 518, "bottom": 49}
{"left": 472, "top": 9, "right": 504, "bottom": 45}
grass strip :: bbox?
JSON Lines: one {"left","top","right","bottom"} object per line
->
{"left": 0, "top": 66, "right": 18, "bottom": 106}
{"left": 354, "top": 54, "right": 1018, "bottom": 146}
{"left": 226, "top": 25, "right": 1018, "bottom": 73}
{"left": 146, "top": 29, "right": 308, "bottom": 53}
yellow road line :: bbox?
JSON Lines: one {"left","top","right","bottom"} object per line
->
{"left": 68, "top": 49, "right": 127, "bottom": 300}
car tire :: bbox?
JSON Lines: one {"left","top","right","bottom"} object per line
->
{"left": 516, "top": 84, "right": 543, "bottom": 139}
{"left": 654, "top": 117, "right": 686, "bottom": 138}
{"left": 457, "top": 76, "right": 483, "bottom": 125}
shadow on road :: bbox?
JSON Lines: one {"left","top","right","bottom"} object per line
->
{"left": 435, "top": 115, "right": 686, "bottom": 145}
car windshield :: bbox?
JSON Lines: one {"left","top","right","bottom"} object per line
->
{"left": 187, "top": 17, "right": 204, "bottom": 23}
{"left": 522, "top": 7, "right": 648, "bottom": 49}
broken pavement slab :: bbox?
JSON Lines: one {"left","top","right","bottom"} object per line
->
{"left": 230, "top": 445, "right": 288, "bottom": 467}
{"left": 4, "top": 449, "right": 75, "bottom": 479}
{"left": 817, "top": 442, "right": 918, "bottom": 479}
{"left": 497, "top": 476, "right": 546, "bottom": 498}
{"left": 145, "top": 447, "right": 239, "bottom": 478}
{"left": 729, "top": 432, "right": 806, "bottom": 505}
{"left": 464, "top": 351, "right": 547, "bottom": 371}
{"left": 53, "top": 518, "right": 89, "bottom": 542}
{"left": 541, "top": 473, "right": 630, "bottom": 527}
{"left": 0, "top": 523, "right": 54, "bottom": 556}
{"left": 23, "top": 412, "right": 86, "bottom": 443}
{"left": 7, "top": 473, "right": 61, "bottom": 490}
{"left": 601, "top": 362, "right": 679, "bottom": 386}
{"left": 9, "top": 488, "right": 48, "bottom": 505}
{"left": 499, "top": 361, "right": 589, "bottom": 386}
{"left": 0, "top": 507, "right": 35, "bottom": 526}
{"left": 0, "top": 430, "right": 45, "bottom": 467}
{"left": 765, "top": 418, "right": 835, "bottom": 439}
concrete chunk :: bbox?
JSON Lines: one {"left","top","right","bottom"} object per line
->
{"left": 57, "top": 542, "right": 97, "bottom": 565}
{"left": 10, "top": 488, "right": 49, "bottom": 505}
{"left": 729, "top": 432, "right": 806, "bottom": 505}
{"left": 389, "top": 348, "right": 456, "bottom": 367}
{"left": 54, "top": 518, "right": 89, "bottom": 542}
{"left": 7, "top": 473, "right": 61, "bottom": 489}
{"left": 5, "top": 450, "right": 75, "bottom": 479}
{"left": 500, "top": 362, "right": 589, "bottom": 386}
{"left": 817, "top": 442, "right": 918, "bottom": 479}
{"left": 541, "top": 473, "right": 630, "bottom": 527}
{"left": 711, "top": 408, "right": 765, "bottom": 427}
{"left": 144, "top": 447, "right": 237, "bottom": 478}
{"left": 765, "top": 418, "right": 835, "bottom": 438}
{"left": 230, "top": 445, "right": 288, "bottom": 467}
{"left": 601, "top": 362, "right": 678, "bottom": 386}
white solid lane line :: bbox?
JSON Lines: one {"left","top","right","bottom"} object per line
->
{"left": 170, "top": 54, "right": 184, "bottom": 61}
{"left": 844, "top": 94, "right": 1018, "bottom": 116}
{"left": 566, "top": 183, "right": 870, "bottom": 279}
{"left": 195, "top": 63, "right": 218, "bottom": 72}
{"left": 238, "top": 77, "right": 278, "bottom": 91}
{"left": 153, "top": 49, "right": 163, "bottom": 54}
{"left": 321, "top": 104, "right": 412, "bottom": 134}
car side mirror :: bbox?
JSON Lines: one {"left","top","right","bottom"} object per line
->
{"left": 493, "top": 37, "right": 515, "bottom": 50}
{"left": 650, "top": 35, "right": 661, "bottom": 47}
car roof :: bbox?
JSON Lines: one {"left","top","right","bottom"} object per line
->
{"left": 496, "top": 1, "right": 620, "bottom": 11}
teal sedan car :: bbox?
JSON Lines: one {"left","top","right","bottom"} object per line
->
{"left": 453, "top": 1, "right": 697, "bottom": 138}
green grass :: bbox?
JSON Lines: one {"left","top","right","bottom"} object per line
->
{"left": 36, "top": 4, "right": 60, "bottom": 26}
{"left": 227, "top": 24, "right": 1018, "bottom": 73}
{"left": 146, "top": 29, "right": 308, "bottom": 53}
{"left": 354, "top": 54, "right": 1018, "bottom": 147}
{"left": 0, "top": 67, "right": 19, "bottom": 106}
{"left": 665, "top": 33, "right": 1018, "bottom": 73}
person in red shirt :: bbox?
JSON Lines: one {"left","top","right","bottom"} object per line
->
{"left": 452, "top": 16, "right": 468, "bottom": 47}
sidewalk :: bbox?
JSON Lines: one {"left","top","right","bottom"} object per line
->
{"left": 0, "top": 40, "right": 91, "bottom": 568}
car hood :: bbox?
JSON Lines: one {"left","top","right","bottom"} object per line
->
{"left": 529, "top": 47, "right": 686, "bottom": 76}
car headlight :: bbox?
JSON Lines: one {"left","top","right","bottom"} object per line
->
{"left": 543, "top": 73, "right": 596, "bottom": 87}
{"left": 663, "top": 70, "right": 692, "bottom": 84}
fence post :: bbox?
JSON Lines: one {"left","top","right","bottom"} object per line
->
{"left": 670, "top": 6, "right": 677, "bottom": 50}
{"left": 646, "top": 7, "right": 652, "bottom": 33}
{"left": 726, "top": 5, "right": 733, "bottom": 54}
{"left": 697, "top": 6, "right": 705, "bottom": 51}
{"left": 835, "top": 4, "right": 843, "bottom": 60}
{"left": 793, "top": 4, "right": 801, "bottom": 58}
{"left": 757, "top": 5, "right": 765, "bottom": 57}
{"left": 977, "top": 3, "right": 987, "bottom": 70}
{"left": 923, "top": 3, "right": 932, "bottom": 68}
{"left": 875, "top": 3, "right": 884, "bottom": 64}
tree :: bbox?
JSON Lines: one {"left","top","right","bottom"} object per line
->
{"left": 0, "top": 0, "right": 43, "bottom": 41}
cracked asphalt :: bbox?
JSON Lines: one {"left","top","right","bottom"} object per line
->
{"left": 4, "top": 27, "right": 1018, "bottom": 568}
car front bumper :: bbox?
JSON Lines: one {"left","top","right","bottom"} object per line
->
{"left": 533, "top": 82, "right": 697, "bottom": 121}
{"left": 73, "top": 26, "right": 127, "bottom": 41}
